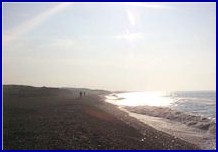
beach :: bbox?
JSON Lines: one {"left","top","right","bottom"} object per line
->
{"left": 3, "top": 85, "right": 199, "bottom": 150}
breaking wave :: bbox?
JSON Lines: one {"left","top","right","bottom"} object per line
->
{"left": 123, "top": 105, "right": 216, "bottom": 134}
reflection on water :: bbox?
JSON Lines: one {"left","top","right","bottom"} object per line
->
{"left": 106, "top": 91, "right": 174, "bottom": 107}
{"left": 106, "top": 91, "right": 216, "bottom": 119}
{"left": 105, "top": 91, "right": 216, "bottom": 150}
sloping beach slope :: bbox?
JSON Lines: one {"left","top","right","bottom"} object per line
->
{"left": 3, "top": 85, "right": 199, "bottom": 150}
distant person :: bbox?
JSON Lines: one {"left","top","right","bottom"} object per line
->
{"left": 83, "top": 92, "right": 85, "bottom": 96}
{"left": 80, "top": 92, "right": 82, "bottom": 98}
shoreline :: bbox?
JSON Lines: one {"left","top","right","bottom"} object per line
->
{"left": 87, "top": 95, "right": 201, "bottom": 149}
{"left": 103, "top": 92, "right": 216, "bottom": 150}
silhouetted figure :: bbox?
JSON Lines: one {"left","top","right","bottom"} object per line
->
{"left": 83, "top": 92, "right": 85, "bottom": 96}
{"left": 80, "top": 91, "right": 82, "bottom": 98}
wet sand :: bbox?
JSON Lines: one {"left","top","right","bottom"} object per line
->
{"left": 3, "top": 86, "right": 200, "bottom": 150}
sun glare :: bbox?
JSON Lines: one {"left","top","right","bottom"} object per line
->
{"left": 106, "top": 92, "right": 174, "bottom": 107}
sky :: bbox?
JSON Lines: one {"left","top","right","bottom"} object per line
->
{"left": 3, "top": 2, "right": 216, "bottom": 91}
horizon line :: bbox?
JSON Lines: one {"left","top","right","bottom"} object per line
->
{"left": 2, "top": 84, "right": 216, "bottom": 92}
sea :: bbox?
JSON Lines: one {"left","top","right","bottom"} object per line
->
{"left": 105, "top": 91, "right": 216, "bottom": 150}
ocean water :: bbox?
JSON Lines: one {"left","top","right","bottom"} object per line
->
{"left": 105, "top": 91, "right": 216, "bottom": 150}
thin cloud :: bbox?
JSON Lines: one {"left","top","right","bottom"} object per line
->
{"left": 115, "top": 33, "right": 144, "bottom": 41}
{"left": 3, "top": 2, "right": 171, "bottom": 47}
{"left": 3, "top": 2, "right": 73, "bottom": 46}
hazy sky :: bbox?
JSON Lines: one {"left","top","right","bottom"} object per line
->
{"left": 3, "top": 2, "right": 216, "bottom": 91}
